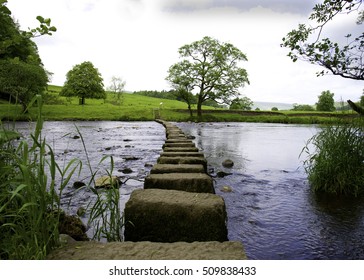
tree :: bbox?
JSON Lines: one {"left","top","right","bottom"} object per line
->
{"left": 229, "top": 96, "right": 253, "bottom": 110}
{"left": 0, "top": 59, "right": 48, "bottom": 111}
{"left": 281, "top": 0, "right": 363, "bottom": 113}
{"left": 172, "top": 86, "right": 196, "bottom": 117}
{"left": 166, "top": 36, "right": 249, "bottom": 117}
{"left": 60, "top": 61, "right": 105, "bottom": 105}
{"left": 0, "top": 0, "right": 54, "bottom": 111}
{"left": 108, "top": 76, "right": 126, "bottom": 105}
{"left": 316, "top": 90, "right": 336, "bottom": 111}
{"left": 291, "top": 104, "right": 315, "bottom": 111}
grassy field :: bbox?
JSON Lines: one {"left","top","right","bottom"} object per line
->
{"left": 0, "top": 85, "right": 358, "bottom": 123}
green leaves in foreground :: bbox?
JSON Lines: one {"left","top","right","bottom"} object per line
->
{"left": 303, "top": 119, "right": 364, "bottom": 196}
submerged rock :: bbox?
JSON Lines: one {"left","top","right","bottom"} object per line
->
{"left": 216, "top": 171, "right": 232, "bottom": 178}
{"left": 222, "top": 159, "right": 234, "bottom": 168}
{"left": 59, "top": 213, "right": 88, "bottom": 241}
{"left": 95, "top": 176, "right": 120, "bottom": 188}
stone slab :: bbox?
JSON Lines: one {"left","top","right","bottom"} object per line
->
{"left": 163, "top": 147, "right": 199, "bottom": 152}
{"left": 151, "top": 164, "right": 205, "bottom": 174}
{"left": 47, "top": 241, "right": 247, "bottom": 260}
{"left": 163, "top": 142, "right": 195, "bottom": 148}
{"left": 157, "top": 156, "right": 207, "bottom": 171}
{"left": 160, "top": 152, "right": 204, "bottom": 158}
{"left": 144, "top": 173, "right": 214, "bottom": 193}
{"left": 124, "top": 189, "right": 227, "bottom": 242}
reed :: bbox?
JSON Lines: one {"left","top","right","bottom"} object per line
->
{"left": 302, "top": 118, "right": 364, "bottom": 196}
{"left": 0, "top": 95, "right": 81, "bottom": 259}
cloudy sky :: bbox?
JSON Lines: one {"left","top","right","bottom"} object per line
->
{"left": 7, "top": 0, "right": 364, "bottom": 104}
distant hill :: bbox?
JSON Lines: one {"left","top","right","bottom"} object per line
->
{"left": 252, "top": 101, "right": 293, "bottom": 111}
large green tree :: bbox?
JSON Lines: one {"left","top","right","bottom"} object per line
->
{"left": 281, "top": 0, "right": 363, "bottom": 113}
{"left": 0, "top": 0, "right": 55, "bottom": 111}
{"left": 60, "top": 61, "right": 106, "bottom": 105}
{"left": 166, "top": 36, "right": 249, "bottom": 117}
{"left": 229, "top": 96, "right": 253, "bottom": 110}
{"left": 316, "top": 90, "right": 336, "bottom": 111}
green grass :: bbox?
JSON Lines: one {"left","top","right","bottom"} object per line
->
{"left": 0, "top": 85, "right": 359, "bottom": 123}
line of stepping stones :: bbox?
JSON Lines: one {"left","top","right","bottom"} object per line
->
{"left": 123, "top": 120, "right": 247, "bottom": 258}
{"left": 47, "top": 120, "right": 247, "bottom": 259}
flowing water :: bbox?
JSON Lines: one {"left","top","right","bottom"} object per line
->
{"left": 7, "top": 121, "right": 364, "bottom": 259}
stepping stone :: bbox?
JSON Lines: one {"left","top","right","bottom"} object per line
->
{"left": 165, "top": 139, "right": 193, "bottom": 143}
{"left": 144, "top": 173, "right": 214, "bottom": 193}
{"left": 161, "top": 152, "right": 204, "bottom": 157}
{"left": 163, "top": 147, "right": 199, "bottom": 152}
{"left": 163, "top": 142, "right": 196, "bottom": 148}
{"left": 124, "top": 189, "right": 227, "bottom": 242}
{"left": 157, "top": 156, "right": 207, "bottom": 171}
{"left": 151, "top": 164, "right": 205, "bottom": 174}
{"left": 47, "top": 241, "right": 247, "bottom": 260}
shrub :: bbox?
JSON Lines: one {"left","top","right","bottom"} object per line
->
{"left": 302, "top": 118, "right": 364, "bottom": 196}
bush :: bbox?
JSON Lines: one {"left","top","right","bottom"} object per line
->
{"left": 302, "top": 118, "right": 364, "bottom": 196}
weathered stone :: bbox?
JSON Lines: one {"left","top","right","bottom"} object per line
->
{"left": 163, "top": 147, "right": 199, "bottom": 152}
{"left": 163, "top": 142, "right": 196, "bottom": 148}
{"left": 144, "top": 173, "right": 214, "bottom": 193}
{"left": 165, "top": 139, "right": 193, "bottom": 143}
{"left": 157, "top": 156, "right": 207, "bottom": 171}
{"left": 47, "top": 241, "right": 247, "bottom": 260}
{"left": 95, "top": 176, "right": 120, "bottom": 188}
{"left": 160, "top": 152, "right": 204, "bottom": 158}
{"left": 151, "top": 164, "right": 205, "bottom": 174}
{"left": 124, "top": 189, "right": 228, "bottom": 242}
{"left": 59, "top": 213, "right": 88, "bottom": 241}
{"left": 222, "top": 159, "right": 234, "bottom": 168}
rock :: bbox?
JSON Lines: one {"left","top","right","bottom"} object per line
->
{"left": 186, "top": 135, "right": 196, "bottom": 139}
{"left": 217, "top": 171, "right": 232, "bottom": 178}
{"left": 105, "top": 147, "right": 112, "bottom": 151}
{"left": 72, "top": 135, "right": 80, "bottom": 139}
{"left": 220, "top": 186, "right": 233, "bottom": 193}
{"left": 77, "top": 207, "right": 86, "bottom": 217}
{"left": 144, "top": 162, "right": 154, "bottom": 168}
{"left": 120, "top": 167, "right": 133, "bottom": 174}
{"left": 123, "top": 139, "right": 132, "bottom": 142}
{"left": 58, "top": 213, "right": 88, "bottom": 241}
{"left": 124, "top": 189, "right": 228, "bottom": 242}
{"left": 95, "top": 176, "right": 120, "bottom": 188}
{"left": 47, "top": 241, "right": 247, "bottom": 260}
{"left": 73, "top": 181, "right": 86, "bottom": 189}
{"left": 59, "top": 234, "right": 77, "bottom": 246}
{"left": 222, "top": 159, "right": 234, "bottom": 168}
{"left": 124, "top": 156, "right": 140, "bottom": 161}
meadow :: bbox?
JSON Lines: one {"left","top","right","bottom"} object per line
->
{"left": 0, "top": 85, "right": 358, "bottom": 124}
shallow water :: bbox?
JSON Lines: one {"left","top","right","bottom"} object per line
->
{"left": 175, "top": 122, "right": 364, "bottom": 260}
{"left": 7, "top": 121, "right": 364, "bottom": 259}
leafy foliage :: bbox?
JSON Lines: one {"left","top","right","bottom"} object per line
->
{"left": 281, "top": 0, "right": 363, "bottom": 81}
{"left": 291, "top": 104, "right": 316, "bottom": 111}
{"left": 229, "top": 96, "right": 253, "bottom": 110}
{"left": 0, "top": 59, "right": 48, "bottom": 111}
{"left": 316, "top": 90, "right": 336, "bottom": 111}
{"left": 60, "top": 61, "right": 106, "bottom": 105}
{"left": 166, "top": 36, "right": 249, "bottom": 116}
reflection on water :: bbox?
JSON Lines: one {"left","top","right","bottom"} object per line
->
{"left": 176, "top": 122, "right": 364, "bottom": 260}
{"left": 8, "top": 121, "right": 364, "bottom": 259}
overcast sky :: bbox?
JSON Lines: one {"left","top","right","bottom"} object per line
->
{"left": 7, "top": 0, "right": 364, "bottom": 104}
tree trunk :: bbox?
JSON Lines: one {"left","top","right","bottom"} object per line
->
{"left": 197, "top": 101, "right": 202, "bottom": 117}
{"left": 347, "top": 100, "right": 364, "bottom": 115}
{"left": 188, "top": 104, "right": 193, "bottom": 117}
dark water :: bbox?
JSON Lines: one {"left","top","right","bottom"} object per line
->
{"left": 175, "top": 122, "right": 364, "bottom": 260}
{"left": 8, "top": 121, "right": 364, "bottom": 259}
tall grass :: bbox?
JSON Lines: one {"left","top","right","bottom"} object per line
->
{"left": 302, "top": 118, "right": 364, "bottom": 196}
{"left": 74, "top": 125, "right": 124, "bottom": 242}
{"left": 0, "top": 95, "right": 82, "bottom": 259}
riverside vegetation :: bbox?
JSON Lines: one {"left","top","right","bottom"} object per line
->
{"left": 0, "top": 95, "right": 124, "bottom": 259}
{"left": 0, "top": 85, "right": 358, "bottom": 124}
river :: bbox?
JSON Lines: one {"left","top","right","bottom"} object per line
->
{"left": 7, "top": 121, "right": 364, "bottom": 259}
